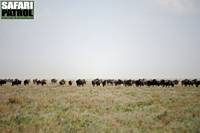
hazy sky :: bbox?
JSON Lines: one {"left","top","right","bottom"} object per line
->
{"left": 0, "top": 0, "right": 200, "bottom": 79}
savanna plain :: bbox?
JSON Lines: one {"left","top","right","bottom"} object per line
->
{"left": 0, "top": 83, "right": 200, "bottom": 133}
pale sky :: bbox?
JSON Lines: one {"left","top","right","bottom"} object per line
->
{"left": 0, "top": 0, "right": 200, "bottom": 79}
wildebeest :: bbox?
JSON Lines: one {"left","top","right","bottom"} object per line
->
{"left": 106, "top": 79, "right": 115, "bottom": 86}
{"left": 59, "top": 79, "right": 66, "bottom": 85}
{"left": 36, "top": 79, "right": 47, "bottom": 86}
{"left": 24, "top": 79, "right": 31, "bottom": 85}
{"left": 193, "top": 79, "right": 200, "bottom": 87}
{"left": 123, "top": 79, "right": 133, "bottom": 87}
{"left": 145, "top": 79, "right": 160, "bottom": 87}
{"left": 76, "top": 79, "right": 86, "bottom": 87}
{"left": 68, "top": 80, "right": 73, "bottom": 86}
{"left": 0, "top": 79, "right": 6, "bottom": 86}
{"left": 160, "top": 80, "right": 175, "bottom": 87}
{"left": 188, "top": 79, "right": 200, "bottom": 87}
{"left": 33, "top": 79, "right": 38, "bottom": 84}
{"left": 135, "top": 79, "right": 145, "bottom": 87}
{"left": 181, "top": 79, "right": 193, "bottom": 87}
{"left": 51, "top": 79, "right": 57, "bottom": 84}
{"left": 173, "top": 80, "right": 179, "bottom": 85}
{"left": 12, "top": 79, "right": 21, "bottom": 86}
{"left": 114, "top": 79, "right": 123, "bottom": 86}
{"left": 102, "top": 80, "right": 107, "bottom": 87}
{"left": 91, "top": 79, "right": 96, "bottom": 87}
{"left": 92, "top": 79, "right": 102, "bottom": 87}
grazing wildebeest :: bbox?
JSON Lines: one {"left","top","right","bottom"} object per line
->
{"left": 145, "top": 79, "right": 160, "bottom": 87}
{"left": 166, "top": 80, "right": 175, "bottom": 87}
{"left": 33, "top": 79, "right": 38, "bottom": 84}
{"left": 102, "top": 80, "right": 107, "bottom": 87}
{"left": 106, "top": 79, "right": 115, "bottom": 86}
{"left": 181, "top": 79, "right": 193, "bottom": 87}
{"left": 124, "top": 79, "right": 133, "bottom": 87}
{"left": 192, "top": 79, "right": 200, "bottom": 87}
{"left": 51, "top": 79, "right": 57, "bottom": 84}
{"left": 36, "top": 79, "right": 47, "bottom": 86}
{"left": 76, "top": 79, "right": 86, "bottom": 87}
{"left": 91, "top": 80, "right": 96, "bottom": 87}
{"left": 12, "top": 79, "right": 21, "bottom": 86}
{"left": 36, "top": 80, "right": 41, "bottom": 85}
{"left": 92, "top": 79, "right": 102, "bottom": 87}
{"left": 0, "top": 79, "right": 6, "bottom": 86}
{"left": 195, "top": 80, "right": 200, "bottom": 87}
{"left": 160, "top": 80, "right": 175, "bottom": 87}
{"left": 114, "top": 79, "right": 123, "bottom": 86}
{"left": 41, "top": 79, "right": 47, "bottom": 86}
{"left": 173, "top": 80, "right": 179, "bottom": 85}
{"left": 59, "top": 79, "right": 66, "bottom": 85}
{"left": 160, "top": 80, "right": 166, "bottom": 87}
{"left": 24, "top": 79, "right": 30, "bottom": 86}
{"left": 135, "top": 79, "right": 145, "bottom": 87}
{"left": 68, "top": 80, "right": 73, "bottom": 86}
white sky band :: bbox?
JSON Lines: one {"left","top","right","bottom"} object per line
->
{"left": 0, "top": 0, "right": 199, "bottom": 79}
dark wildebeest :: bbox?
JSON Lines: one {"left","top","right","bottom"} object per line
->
{"left": 181, "top": 79, "right": 193, "bottom": 87}
{"left": 24, "top": 79, "right": 31, "bottom": 86}
{"left": 195, "top": 80, "right": 200, "bottom": 87}
{"left": 135, "top": 79, "right": 145, "bottom": 87}
{"left": 12, "top": 79, "right": 21, "bottom": 86}
{"left": 114, "top": 79, "right": 123, "bottom": 86}
{"left": 59, "top": 79, "right": 66, "bottom": 85}
{"left": 76, "top": 79, "right": 86, "bottom": 87}
{"left": 68, "top": 80, "right": 73, "bottom": 86}
{"left": 51, "top": 79, "right": 57, "bottom": 84}
{"left": 37, "top": 79, "right": 47, "bottom": 86}
{"left": 124, "top": 79, "right": 133, "bottom": 87}
{"left": 166, "top": 80, "right": 175, "bottom": 87}
{"left": 36, "top": 80, "right": 41, "bottom": 85}
{"left": 106, "top": 79, "right": 114, "bottom": 86}
{"left": 159, "top": 80, "right": 164, "bottom": 87}
{"left": 92, "top": 79, "right": 102, "bottom": 87}
{"left": 173, "top": 80, "right": 179, "bottom": 85}
{"left": 145, "top": 79, "right": 160, "bottom": 87}
{"left": 160, "top": 80, "right": 175, "bottom": 87}
{"left": 102, "top": 80, "right": 106, "bottom": 87}
{"left": 192, "top": 79, "right": 200, "bottom": 87}
{"left": 0, "top": 79, "right": 6, "bottom": 86}
{"left": 33, "top": 79, "right": 38, "bottom": 84}
{"left": 41, "top": 79, "right": 47, "bottom": 86}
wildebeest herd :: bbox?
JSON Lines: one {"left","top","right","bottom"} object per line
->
{"left": 91, "top": 79, "right": 200, "bottom": 87}
{"left": 0, "top": 78, "right": 200, "bottom": 87}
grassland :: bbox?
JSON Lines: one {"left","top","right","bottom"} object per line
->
{"left": 0, "top": 83, "right": 200, "bottom": 133}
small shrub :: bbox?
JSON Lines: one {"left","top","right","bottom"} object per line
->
{"left": 8, "top": 96, "right": 23, "bottom": 104}
{"left": 8, "top": 96, "right": 32, "bottom": 105}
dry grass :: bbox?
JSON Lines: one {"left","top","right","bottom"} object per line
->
{"left": 0, "top": 84, "right": 200, "bottom": 133}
